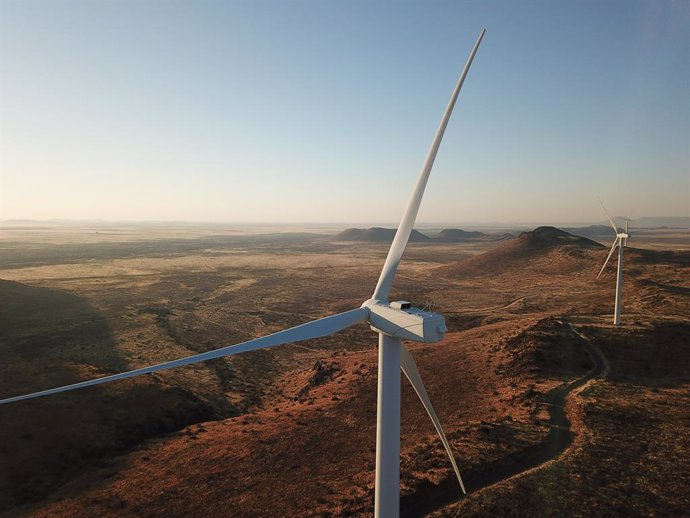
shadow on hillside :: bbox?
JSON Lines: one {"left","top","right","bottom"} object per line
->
{"left": 638, "top": 279, "right": 690, "bottom": 296}
{"left": 584, "top": 322, "right": 690, "bottom": 388}
{"left": 0, "top": 280, "right": 215, "bottom": 511}
{"left": 631, "top": 248, "right": 690, "bottom": 267}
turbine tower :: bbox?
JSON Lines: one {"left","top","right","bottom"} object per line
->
{"left": 597, "top": 199, "right": 630, "bottom": 326}
{"left": 0, "top": 30, "right": 486, "bottom": 518}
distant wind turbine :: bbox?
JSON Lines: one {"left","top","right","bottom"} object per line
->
{"left": 0, "top": 29, "right": 486, "bottom": 518}
{"left": 597, "top": 199, "right": 630, "bottom": 326}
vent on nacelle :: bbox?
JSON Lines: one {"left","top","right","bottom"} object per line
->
{"left": 390, "top": 301, "right": 411, "bottom": 310}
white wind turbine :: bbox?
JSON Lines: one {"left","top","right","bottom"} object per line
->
{"left": 597, "top": 199, "right": 630, "bottom": 326}
{"left": 0, "top": 30, "right": 486, "bottom": 518}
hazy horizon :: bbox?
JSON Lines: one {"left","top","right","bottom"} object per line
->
{"left": 1, "top": 1, "right": 688, "bottom": 223}
{"left": 2, "top": 215, "right": 688, "bottom": 230}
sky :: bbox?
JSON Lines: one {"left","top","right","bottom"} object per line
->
{"left": 1, "top": 0, "right": 688, "bottom": 224}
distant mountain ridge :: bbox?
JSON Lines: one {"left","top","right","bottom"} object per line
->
{"left": 433, "top": 228, "right": 485, "bottom": 241}
{"left": 619, "top": 217, "right": 690, "bottom": 229}
{"left": 335, "top": 227, "right": 431, "bottom": 242}
{"left": 334, "top": 227, "right": 512, "bottom": 243}
{"left": 561, "top": 225, "right": 616, "bottom": 239}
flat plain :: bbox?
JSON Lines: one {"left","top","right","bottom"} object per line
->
{"left": 0, "top": 223, "right": 688, "bottom": 517}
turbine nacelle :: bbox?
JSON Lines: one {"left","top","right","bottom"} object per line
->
{"left": 362, "top": 299, "right": 447, "bottom": 343}
{"left": 619, "top": 228, "right": 629, "bottom": 247}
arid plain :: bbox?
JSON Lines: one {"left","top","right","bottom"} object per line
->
{"left": 0, "top": 223, "right": 688, "bottom": 517}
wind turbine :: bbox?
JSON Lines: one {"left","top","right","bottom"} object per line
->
{"left": 0, "top": 29, "right": 486, "bottom": 518}
{"left": 596, "top": 199, "right": 630, "bottom": 326}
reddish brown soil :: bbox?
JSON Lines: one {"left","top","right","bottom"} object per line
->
{"left": 4, "top": 316, "right": 603, "bottom": 518}
{"left": 434, "top": 322, "right": 690, "bottom": 517}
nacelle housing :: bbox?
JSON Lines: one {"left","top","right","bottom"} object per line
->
{"left": 364, "top": 300, "right": 447, "bottom": 343}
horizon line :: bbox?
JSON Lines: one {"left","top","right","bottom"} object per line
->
{"left": 2, "top": 216, "right": 688, "bottom": 227}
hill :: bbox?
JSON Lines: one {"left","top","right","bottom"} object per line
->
{"left": 440, "top": 226, "right": 603, "bottom": 278}
{"left": 335, "top": 227, "right": 431, "bottom": 242}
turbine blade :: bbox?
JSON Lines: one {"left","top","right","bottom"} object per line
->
{"left": 0, "top": 307, "right": 369, "bottom": 405}
{"left": 598, "top": 197, "right": 618, "bottom": 234}
{"left": 372, "top": 29, "right": 485, "bottom": 301}
{"left": 597, "top": 237, "right": 620, "bottom": 279}
{"left": 400, "top": 344, "right": 466, "bottom": 494}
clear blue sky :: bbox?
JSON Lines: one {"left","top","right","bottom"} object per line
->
{"left": 1, "top": 0, "right": 688, "bottom": 224}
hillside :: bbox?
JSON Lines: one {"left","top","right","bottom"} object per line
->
{"left": 440, "top": 226, "right": 604, "bottom": 278}
{"left": 13, "top": 318, "right": 595, "bottom": 518}
{"left": 0, "top": 280, "right": 216, "bottom": 511}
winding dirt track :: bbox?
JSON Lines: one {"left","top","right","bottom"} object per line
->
{"left": 465, "top": 295, "right": 533, "bottom": 313}
{"left": 400, "top": 323, "right": 608, "bottom": 518}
